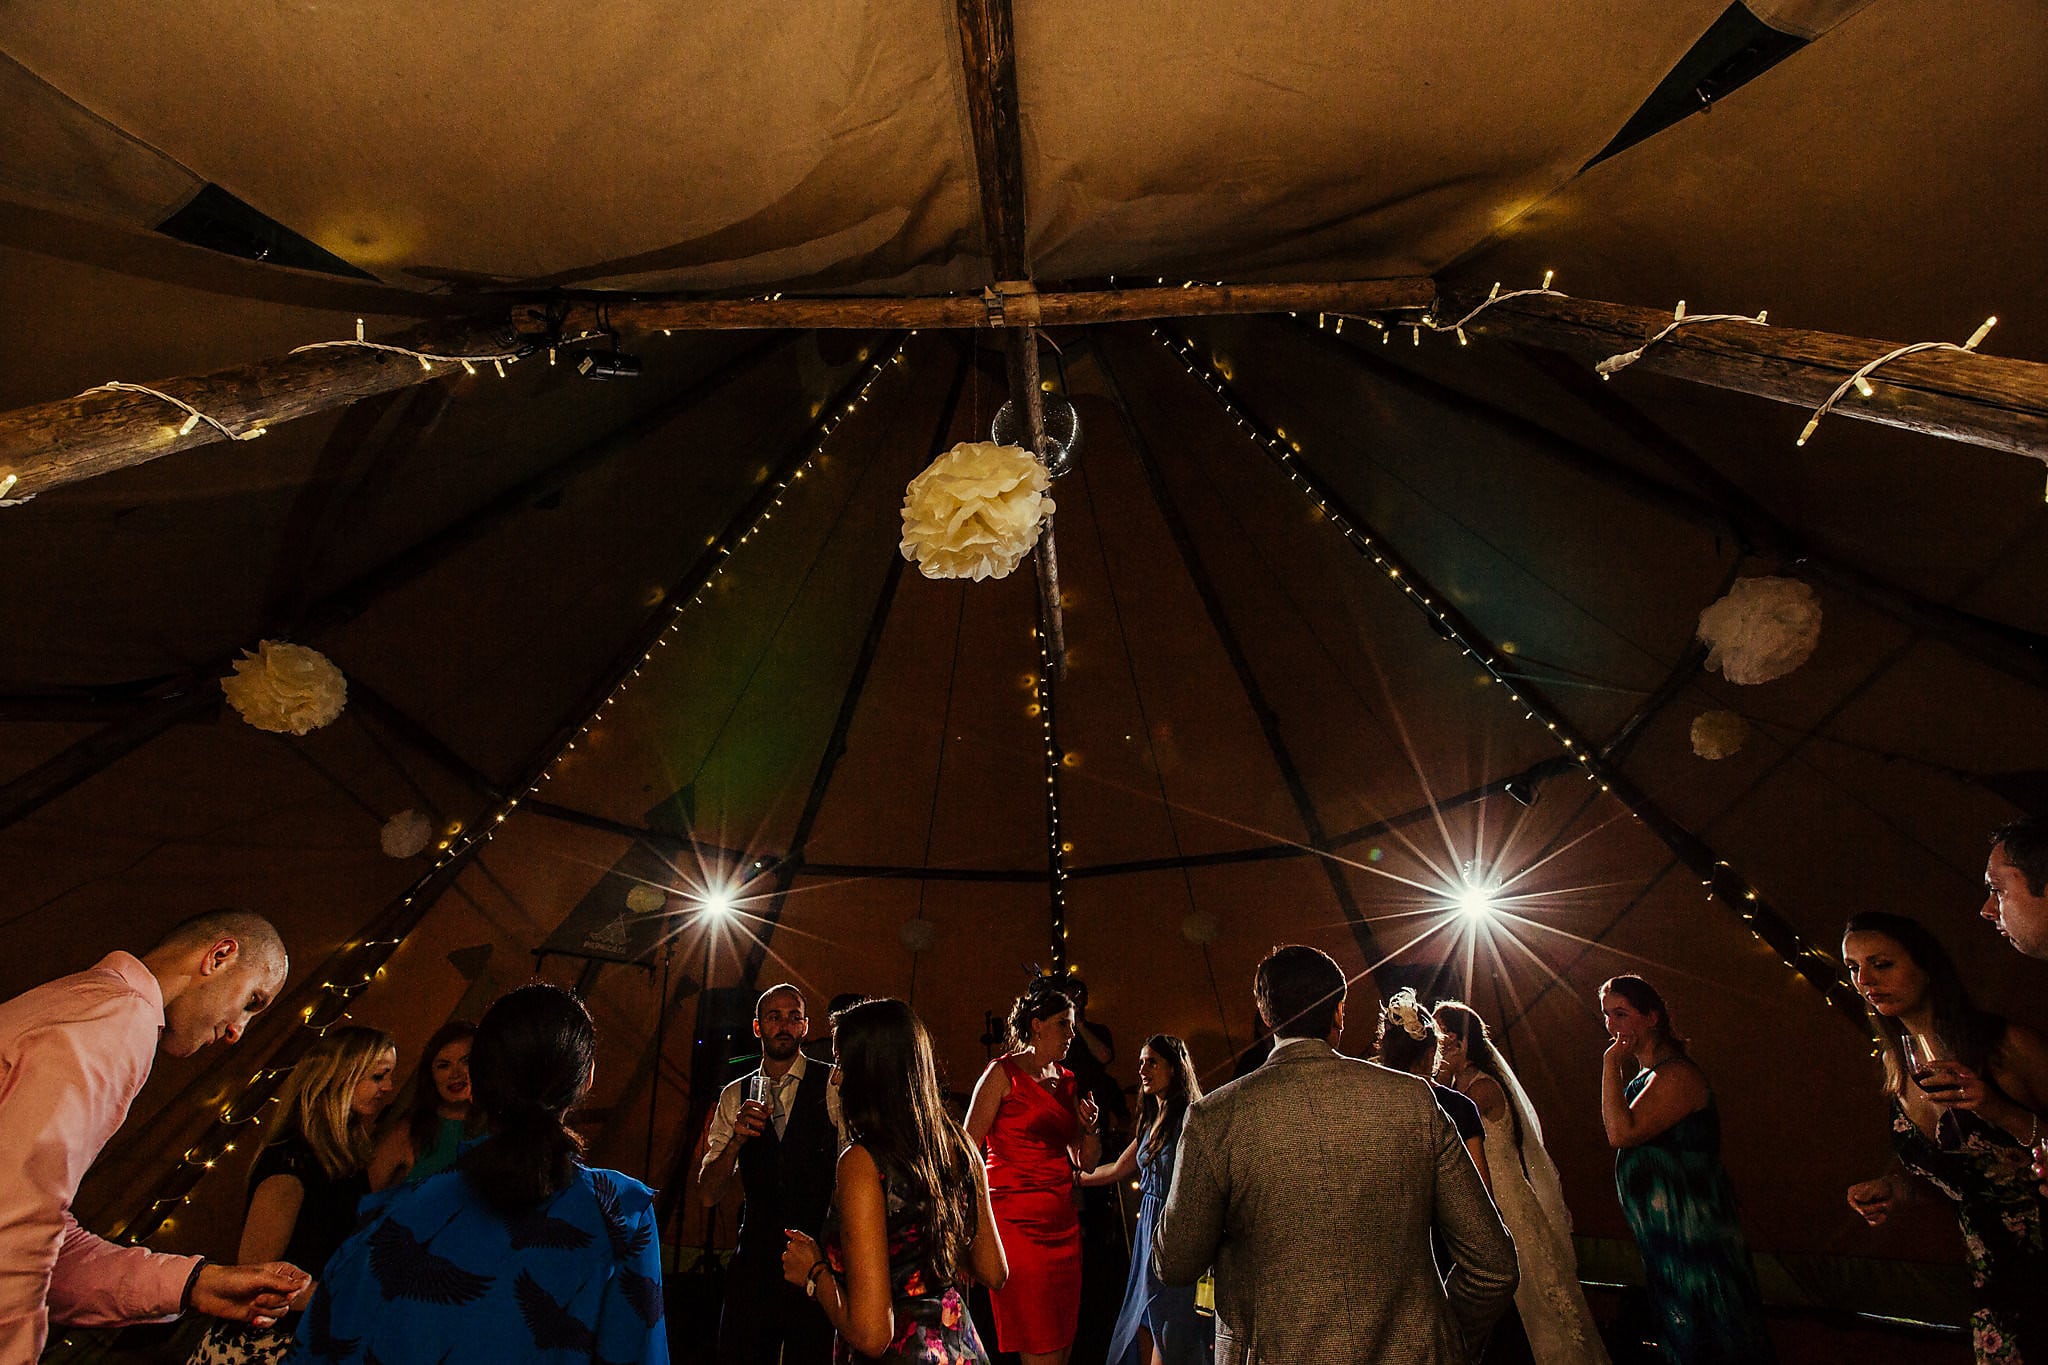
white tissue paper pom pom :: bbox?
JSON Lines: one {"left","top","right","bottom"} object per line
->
{"left": 221, "top": 640, "right": 347, "bottom": 735}
{"left": 1696, "top": 576, "right": 1821, "bottom": 685}
{"left": 380, "top": 809, "right": 433, "bottom": 858}
{"left": 1690, "top": 710, "right": 1750, "bottom": 760}
{"left": 625, "top": 885, "right": 669, "bottom": 914}
{"left": 899, "top": 441, "right": 1053, "bottom": 581}
{"left": 1180, "top": 910, "right": 1221, "bottom": 945}
{"left": 899, "top": 918, "right": 937, "bottom": 953}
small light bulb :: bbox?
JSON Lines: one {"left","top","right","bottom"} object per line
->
{"left": 1540, "top": 270, "right": 1555, "bottom": 290}
{"left": 178, "top": 414, "right": 200, "bottom": 436}
{"left": 1854, "top": 376, "right": 1875, "bottom": 398}
{"left": 1966, "top": 316, "right": 1998, "bottom": 349}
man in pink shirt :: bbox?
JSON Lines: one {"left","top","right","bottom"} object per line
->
{"left": 0, "top": 909, "right": 311, "bottom": 1362}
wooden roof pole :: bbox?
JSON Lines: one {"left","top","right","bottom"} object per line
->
{"left": 0, "top": 281, "right": 1429, "bottom": 503}
{"left": 1439, "top": 288, "right": 2048, "bottom": 461}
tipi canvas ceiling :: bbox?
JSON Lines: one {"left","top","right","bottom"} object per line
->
{"left": 2, "top": 0, "right": 2045, "bottom": 1345}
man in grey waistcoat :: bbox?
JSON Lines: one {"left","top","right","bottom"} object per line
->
{"left": 1154, "top": 945, "right": 1518, "bottom": 1364}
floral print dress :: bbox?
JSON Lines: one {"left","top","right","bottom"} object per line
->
{"left": 822, "top": 1164, "right": 988, "bottom": 1365}
{"left": 1890, "top": 1098, "right": 2047, "bottom": 1364}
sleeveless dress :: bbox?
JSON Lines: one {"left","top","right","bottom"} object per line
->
{"left": 981, "top": 1056, "right": 1083, "bottom": 1354}
{"left": 1613, "top": 1072, "right": 1774, "bottom": 1364}
{"left": 1888, "top": 1097, "right": 2046, "bottom": 1364}
{"left": 1106, "top": 1133, "right": 1213, "bottom": 1365}
{"left": 822, "top": 1162, "right": 988, "bottom": 1365}
{"left": 1472, "top": 1103, "right": 1610, "bottom": 1365}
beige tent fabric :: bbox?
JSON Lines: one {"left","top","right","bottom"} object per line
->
{"left": 2, "top": 0, "right": 2043, "bottom": 1335}
{"left": 1747, "top": 0, "right": 1879, "bottom": 41}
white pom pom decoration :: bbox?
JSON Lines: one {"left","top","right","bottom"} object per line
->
{"left": 1696, "top": 576, "right": 1822, "bottom": 685}
{"left": 221, "top": 640, "right": 347, "bottom": 735}
{"left": 380, "top": 809, "right": 433, "bottom": 858}
{"left": 625, "top": 885, "right": 668, "bottom": 914}
{"left": 899, "top": 441, "right": 1053, "bottom": 581}
{"left": 1690, "top": 710, "right": 1749, "bottom": 760}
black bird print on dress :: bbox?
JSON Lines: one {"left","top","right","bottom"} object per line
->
{"left": 590, "top": 1170, "right": 652, "bottom": 1261}
{"left": 617, "top": 1266, "right": 665, "bottom": 1327}
{"left": 367, "top": 1218, "right": 494, "bottom": 1305}
{"left": 504, "top": 1202, "right": 595, "bottom": 1251}
{"left": 514, "top": 1269, "right": 597, "bottom": 1352}
{"left": 305, "top": 1287, "right": 358, "bottom": 1359}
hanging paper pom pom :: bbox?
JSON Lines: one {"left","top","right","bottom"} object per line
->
{"left": 899, "top": 441, "right": 1053, "bottom": 581}
{"left": 221, "top": 640, "right": 347, "bottom": 735}
{"left": 899, "top": 918, "right": 937, "bottom": 953}
{"left": 625, "top": 885, "right": 668, "bottom": 914}
{"left": 1180, "top": 909, "right": 1221, "bottom": 945}
{"left": 380, "top": 809, "right": 433, "bottom": 858}
{"left": 1690, "top": 710, "right": 1749, "bottom": 760}
{"left": 1696, "top": 577, "right": 1821, "bottom": 685}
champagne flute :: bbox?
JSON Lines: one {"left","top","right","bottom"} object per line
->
{"left": 1903, "top": 1033, "right": 1964, "bottom": 1151}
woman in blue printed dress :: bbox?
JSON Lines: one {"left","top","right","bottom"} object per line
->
{"left": 1841, "top": 914, "right": 2048, "bottom": 1365}
{"left": 1599, "top": 975, "right": 1774, "bottom": 1365}
{"left": 782, "top": 998, "right": 1008, "bottom": 1364}
{"left": 295, "top": 984, "right": 668, "bottom": 1365}
{"left": 1080, "top": 1035, "right": 1211, "bottom": 1365}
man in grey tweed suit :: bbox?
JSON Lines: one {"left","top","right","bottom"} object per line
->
{"left": 1155, "top": 946, "right": 1518, "bottom": 1364}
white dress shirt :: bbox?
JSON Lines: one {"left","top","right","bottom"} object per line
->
{"left": 703, "top": 1051, "right": 845, "bottom": 1159}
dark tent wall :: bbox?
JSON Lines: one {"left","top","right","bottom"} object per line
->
{"left": 1, "top": 0, "right": 2044, "bottom": 1349}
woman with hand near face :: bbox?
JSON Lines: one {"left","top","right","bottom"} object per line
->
{"left": 368, "top": 1020, "right": 475, "bottom": 1190}
{"left": 189, "top": 1026, "right": 399, "bottom": 1365}
{"left": 1598, "top": 976, "right": 1772, "bottom": 1365}
{"left": 1080, "top": 1035, "right": 1212, "bottom": 1365}
{"left": 964, "top": 985, "right": 1100, "bottom": 1365}
{"left": 1840, "top": 913, "right": 2048, "bottom": 1365}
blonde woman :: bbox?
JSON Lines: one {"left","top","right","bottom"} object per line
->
{"left": 190, "top": 1025, "right": 397, "bottom": 1365}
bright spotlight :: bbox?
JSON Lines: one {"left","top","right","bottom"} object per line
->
{"left": 696, "top": 886, "right": 738, "bottom": 921}
{"left": 1456, "top": 883, "right": 1498, "bottom": 921}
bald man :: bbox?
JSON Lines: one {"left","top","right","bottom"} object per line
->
{"left": 0, "top": 910, "right": 308, "bottom": 1361}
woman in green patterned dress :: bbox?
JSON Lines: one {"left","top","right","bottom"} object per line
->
{"left": 1841, "top": 913, "right": 2048, "bottom": 1365}
{"left": 1599, "top": 975, "right": 1775, "bottom": 1364}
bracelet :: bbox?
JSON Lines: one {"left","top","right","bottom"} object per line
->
{"left": 807, "top": 1260, "right": 830, "bottom": 1286}
{"left": 180, "top": 1258, "right": 208, "bottom": 1314}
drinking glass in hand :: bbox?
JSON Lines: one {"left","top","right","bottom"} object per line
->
{"left": 1903, "top": 1033, "right": 1964, "bottom": 1151}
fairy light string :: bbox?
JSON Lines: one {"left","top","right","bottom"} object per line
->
{"left": 1148, "top": 323, "right": 1876, "bottom": 1040}
{"left": 112, "top": 331, "right": 915, "bottom": 1245}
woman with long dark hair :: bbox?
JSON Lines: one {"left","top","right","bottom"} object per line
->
{"left": 781, "top": 998, "right": 1007, "bottom": 1363}
{"left": 1079, "top": 1034, "right": 1211, "bottom": 1365}
{"left": 1435, "top": 999, "right": 1609, "bottom": 1365}
{"left": 368, "top": 1019, "right": 476, "bottom": 1190}
{"left": 1841, "top": 914, "right": 2048, "bottom": 1365}
{"left": 1598, "top": 974, "right": 1772, "bottom": 1365}
{"left": 296, "top": 984, "right": 669, "bottom": 1365}
{"left": 189, "top": 1026, "right": 397, "bottom": 1365}
{"left": 963, "top": 984, "right": 1100, "bottom": 1365}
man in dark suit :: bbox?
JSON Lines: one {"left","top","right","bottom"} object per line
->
{"left": 698, "top": 984, "right": 842, "bottom": 1365}
{"left": 1155, "top": 945, "right": 1518, "bottom": 1364}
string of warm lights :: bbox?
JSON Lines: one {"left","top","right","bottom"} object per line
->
{"left": 1797, "top": 316, "right": 1998, "bottom": 446}
{"left": 1031, "top": 609, "right": 1072, "bottom": 969}
{"left": 1149, "top": 323, "right": 1877, "bottom": 1039}
{"left": 290, "top": 317, "right": 530, "bottom": 376}
{"left": 62, "top": 319, "right": 536, "bottom": 465}
{"left": 1596, "top": 300, "right": 1770, "bottom": 377}
{"left": 74, "top": 381, "right": 272, "bottom": 442}
{"left": 110, "top": 332, "right": 917, "bottom": 1247}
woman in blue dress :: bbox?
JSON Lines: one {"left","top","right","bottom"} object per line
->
{"left": 1599, "top": 975, "right": 1773, "bottom": 1365}
{"left": 1079, "top": 1035, "right": 1212, "bottom": 1365}
{"left": 295, "top": 984, "right": 668, "bottom": 1365}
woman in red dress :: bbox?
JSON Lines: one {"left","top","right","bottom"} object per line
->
{"left": 964, "top": 985, "right": 1101, "bottom": 1365}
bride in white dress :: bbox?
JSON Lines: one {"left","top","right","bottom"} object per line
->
{"left": 1435, "top": 1000, "right": 1610, "bottom": 1365}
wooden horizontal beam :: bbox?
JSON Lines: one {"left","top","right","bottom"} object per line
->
{"left": 549, "top": 279, "right": 1434, "bottom": 336}
{"left": 1444, "top": 289, "right": 2048, "bottom": 461}
{"left": 0, "top": 314, "right": 519, "bottom": 502}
